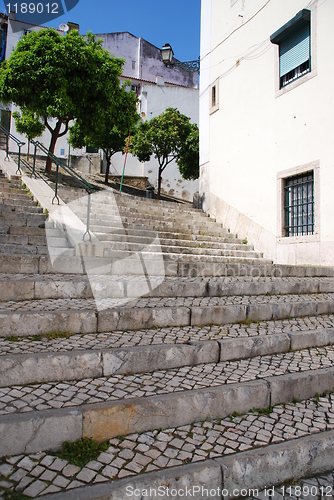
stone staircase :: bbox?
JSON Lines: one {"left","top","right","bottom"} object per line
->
{"left": 1, "top": 163, "right": 334, "bottom": 498}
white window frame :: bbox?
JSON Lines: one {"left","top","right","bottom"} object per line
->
{"left": 272, "top": 8, "right": 317, "bottom": 98}
{"left": 277, "top": 161, "right": 320, "bottom": 243}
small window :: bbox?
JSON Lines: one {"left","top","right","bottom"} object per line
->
{"left": 271, "top": 10, "right": 311, "bottom": 89}
{"left": 132, "top": 61, "right": 136, "bottom": 70}
{"left": 210, "top": 78, "right": 219, "bottom": 114}
{"left": 284, "top": 171, "right": 314, "bottom": 237}
{"left": 212, "top": 86, "right": 216, "bottom": 108}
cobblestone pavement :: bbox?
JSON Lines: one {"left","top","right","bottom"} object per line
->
{"left": 0, "top": 395, "right": 334, "bottom": 498}
{"left": 0, "top": 292, "right": 334, "bottom": 313}
{"left": 1, "top": 346, "right": 334, "bottom": 415}
{"left": 1, "top": 314, "right": 333, "bottom": 355}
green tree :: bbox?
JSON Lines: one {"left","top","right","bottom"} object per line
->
{"left": 0, "top": 29, "right": 124, "bottom": 174}
{"left": 129, "top": 107, "right": 199, "bottom": 199}
{"left": 12, "top": 107, "right": 45, "bottom": 157}
{"left": 69, "top": 81, "right": 139, "bottom": 185}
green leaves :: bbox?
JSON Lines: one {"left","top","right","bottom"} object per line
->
{"left": 0, "top": 28, "right": 128, "bottom": 173}
{"left": 129, "top": 108, "right": 199, "bottom": 197}
{"left": 12, "top": 108, "right": 45, "bottom": 141}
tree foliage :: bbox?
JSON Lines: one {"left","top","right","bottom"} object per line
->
{"left": 69, "top": 80, "right": 139, "bottom": 185}
{"left": 0, "top": 29, "right": 125, "bottom": 173}
{"left": 12, "top": 107, "right": 45, "bottom": 156}
{"left": 129, "top": 108, "right": 199, "bottom": 198}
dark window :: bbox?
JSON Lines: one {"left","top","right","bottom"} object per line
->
{"left": 86, "top": 146, "right": 98, "bottom": 153}
{"left": 212, "top": 85, "right": 216, "bottom": 107}
{"left": 271, "top": 10, "right": 311, "bottom": 89}
{"left": 284, "top": 171, "right": 314, "bottom": 237}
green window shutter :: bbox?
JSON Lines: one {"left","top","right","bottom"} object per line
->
{"left": 279, "top": 22, "right": 310, "bottom": 77}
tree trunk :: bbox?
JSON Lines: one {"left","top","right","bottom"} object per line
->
{"left": 45, "top": 121, "right": 63, "bottom": 174}
{"left": 157, "top": 166, "right": 163, "bottom": 200}
{"left": 105, "top": 156, "right": 111, "bottom": 185}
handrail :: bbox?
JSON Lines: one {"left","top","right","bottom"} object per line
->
{"left": 0, "top": 126, "right": 98, "bottom": 242}
{"left": 0, "top": 124, "right": 25, "bottom": 173}
{"left": 31, "top": 140, "right": 97, "bottom": 204}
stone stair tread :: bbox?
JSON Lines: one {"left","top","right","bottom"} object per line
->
{"left": 0, "top": 292, "right": 334, "bottom": 338}
{"left": 2, "top": 395, "right": 333, "bottom": 499}
{"left": 1, "top": 274, "right": 334, "bottom": 303}
{"left": 1, "top": 291, "right": 334, "bottom": 314}
{"left": 1, "top": 315, "right": 333, "bottom": 356}
{"left": 1, "top": 345, "right": 334, "bottom": 417}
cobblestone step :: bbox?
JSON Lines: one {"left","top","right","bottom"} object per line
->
{"left": 2, "top": 326, "right": 334, "bottom": 387}
{"left": 1, "top": 314, "right": 333, "bottom": 355}
{"left": 1, "top": 292, "right": 334, "bottom": 337}
{"left": 1, "top": 365, "right": 334, "bottom": 472}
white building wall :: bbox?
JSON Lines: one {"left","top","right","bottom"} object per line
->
{"left": 110, "top": 83, "right": 199, "bottom": 200}
{"left": 200, "top": 0, "right": 334, "bottom": 265}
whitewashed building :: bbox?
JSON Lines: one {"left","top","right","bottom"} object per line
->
{"left": 98, "top": 32, "right": 199, "bottom": 201}
{"left": 4, "top": 15, "right": 199, "bottom": 201}
{"left": 200, "top": 0, "right": 334, "bottom": 265}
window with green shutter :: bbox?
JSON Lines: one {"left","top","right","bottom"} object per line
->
{"left": 271, "top": 10, "right": 311, "bottom": 89}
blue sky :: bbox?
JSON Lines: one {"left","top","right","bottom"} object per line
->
{"left": 1, "top": 0, "right": 201, "bottom": 62}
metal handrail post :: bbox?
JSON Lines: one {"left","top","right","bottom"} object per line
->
{"left": 52, "top": 163, "right": 60, "bottom": 205}
{"left": 16, "top": 144, "right": 22, "bottom": 174}
{"left": 31, "top": 143, "right": 37, "bottom": 178}
{"left": 83, "top": 192, "right": 92, "bottom": 241}
{"left": 4, "top": 134, "right": 9, "bottom": 161}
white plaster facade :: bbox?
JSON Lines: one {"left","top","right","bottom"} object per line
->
{"left": 200, "top": 0, "right": 334, "bottom": 266}
{"left": 4, "top": 21, "right": 199, "bottom": 202}
{"left": 98, "top": 32, "right": 199, "bottom": 201}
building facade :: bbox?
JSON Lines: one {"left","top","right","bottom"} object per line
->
{"left": 200, "top": 0, "right": 334, "bottom": 265}
{"left": 97, "top": 32, "right": 199, "bottom": 201}
{"left": 4, "top": 17, "right": 199, "bottom": 201}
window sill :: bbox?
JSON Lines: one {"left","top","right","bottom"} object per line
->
{"left": 275, "top": 68, "right": 317, "bottom": 98}
{"left": 277, "top": 233, "right": 320, "bottom": 244}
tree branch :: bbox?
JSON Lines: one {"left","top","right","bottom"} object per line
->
{"left": 58, "top": 120, "right": 69, "bottom": 138}
{"left": 44, "top": 117, "right": 53, "bottom": 134}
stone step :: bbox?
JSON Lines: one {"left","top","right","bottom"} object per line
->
{"left": 1, "top": 325, "right": 334, "bottom": 387}
{"left": 0, "top": 292, "right": 334, "bottom": 338}
{"left": 95, "top": 231, "right": 242, "bottom": 245}
{"left": 2, "top": 397, "right": 333, "bottom": 499}
{"left": 86, "top": 217, "right": 228, "bottom": 236}
{"left": 0, "top": 200, "right": 42, "bottom": 212}
{"left": 72, "top": 208, "right": 221, "bottom": 227}
{"left": 71, "top": 195, "right": 200, "bottom": 214}
{"left": 0, "top": 233, "right": 67, "bottom": 247}
{"left": 1, "top": 274, "right": 333, "bottom": 302}
{"left": 0, "top": 213, "right": 46, "bottom": 227}
{"left": 1, "top": 345, "right": 334, "bottom": 458}
{"left": 9, "top": 226, "right": 59, "bottom": 237}
{"left": 93, "top": 234, "right": 252, "bottom": 252}
{"left": 89, "top": 224, "right": 238, "bottom": 240}
{"left": 0, "top": 252, "right": 332, "bottom": 277}
{"left": 0, "top": 243, "right": 49, "bottom": 256}
{"left": 72, "top": 242, "right": 263, "bottom": 260}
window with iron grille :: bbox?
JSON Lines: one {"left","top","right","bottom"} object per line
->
{"left": 270, "top": 9, "right": 311, "bottom": 89}
{"left": 284, "top": 171, "right": 314, "bottom": 237}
